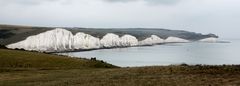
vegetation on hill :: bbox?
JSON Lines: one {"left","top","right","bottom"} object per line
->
{"left": 0, "top": 45, "right": 6, "bottom": 49}
{"left": 0, "top": 24, "right": 52, "bottom": 45}
{"left": 0, "top": 49, "right": 117, "bottom": 72}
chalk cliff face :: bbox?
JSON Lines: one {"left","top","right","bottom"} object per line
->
{"left": 6, "top": 28, "right": 218, "bottom": 52}
{"left": 7, "top": 29, "right": 141, "bottom": 52}
{"left": 0, "top": 24, "right": 219, "bottom": 46}
{"left": 100, "top": 34, "right": 139, "bottom": 47}
{"left": 73, "top": 32, "right": 100, "bottom": 49}
{"left": 100, "top": 33, "right": 121, "bottom": 48}
{"left": 199, "top": 37, "right": 218, "bottom": 43}
{"left": 164, "top": 36, "right": 190, "bottom": 43}
{"left": 7, "top": 28, "right": 74, "bottom": 52}
{"left": 139, "top": 35, "right": 164, "bottom": 45}
{"left": 120, "top": 35, "right": 138, "bottom": 47}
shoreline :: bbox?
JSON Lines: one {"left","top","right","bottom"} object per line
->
{"left": 8, "top": 40, "right": 231, "bottom": 54}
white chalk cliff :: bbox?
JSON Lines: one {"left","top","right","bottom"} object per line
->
{"left": 120, "top": 35, "right": 138, "bottom": 47}
{"left": 73, "top": 32, "right": 100, "bottom": 49}
{"left": 7, "top": 28, "right": 74, "bottom": 52}
{"left": 164, "top": 36, "right": 190, "bottom": 43}
{"left": 100, "top": 33, "right": 121, "bottom": 48}
{"left": 100, "top": 34, "right": 139, "bottom": 47}
{"left": 7, "top": 28, "right": 195, "bottom": 52}
{"left": 199, "top": 37, "right": 218, "bottom": 43}
{"left": 139, "top": 35, "right": 164, "bottom": 45}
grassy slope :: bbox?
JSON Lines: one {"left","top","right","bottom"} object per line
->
{"left": 0, "top": 24, "right": 52, "bottom": 45}
{"left": 0, "top": 49, "right": 117, "bottom": 72}
{"left": 1, "top": 49, "right": 240, "bottom": 86}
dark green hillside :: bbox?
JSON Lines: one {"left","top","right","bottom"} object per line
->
{"left": 67, "top": 28, "right": 218, "bottom": 40}
{"left": 0, "top": 24, "right": 53, "bottom": 45}
{"left": 0, "top": 49, "right": 117, "bottom": 72}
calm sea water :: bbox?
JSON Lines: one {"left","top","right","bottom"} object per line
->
{"left": 59, "top": 39, "right": 240, "bottom": 67}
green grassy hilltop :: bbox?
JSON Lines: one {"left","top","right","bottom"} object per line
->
{"left": 1, "top": 49, "right": 240, "bottom": 86}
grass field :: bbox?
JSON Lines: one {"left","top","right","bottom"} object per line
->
{"left": 1, "top": 49, "right": 240, "bottom": 86}
{"left": 0, "top": 49, "right": 117, "bottom": 71}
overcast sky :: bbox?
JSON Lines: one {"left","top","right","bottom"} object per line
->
{"left": 0, "top": 0, "right": 239, "bottom": 39}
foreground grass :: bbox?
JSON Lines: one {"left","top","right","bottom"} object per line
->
{"left": 1, "top": 65, "right": 240, "bottom": 86}
{"left": 1, "top": 49, "right": 240, "bottom": 86}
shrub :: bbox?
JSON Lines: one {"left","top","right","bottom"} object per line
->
{"left": 0, "top": 44, "right": 7, "bottom": 49}
{"left": 90, "top": 57, "right": 97, "bottom": 61}
{"left": 180, "top": 63, "right": 189, "bottom": 66}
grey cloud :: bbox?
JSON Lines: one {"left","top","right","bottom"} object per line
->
{"left": 104, "top": 0, "right": 136, "bottom": 3}
{"left": 145, "top": 0, "right": 181, "bottom": 5}
{"left": 0, "top": 0, "right": 58, "bottom": 5}
{"left": 0, "top": 0, "right": 181, "bottom": 6}
{"left": 0, "top": 0, "right": 239, "bottom": 38}
{"left": 103, "top": 0, "right": 181, "bottom": 5}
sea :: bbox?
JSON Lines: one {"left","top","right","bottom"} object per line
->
{"left": 58, "top": 39, "right": 240, "bottom": 67}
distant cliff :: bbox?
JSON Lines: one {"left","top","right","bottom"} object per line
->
{"left": 0, "top": 24, "right": 218, "bottom": 52}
